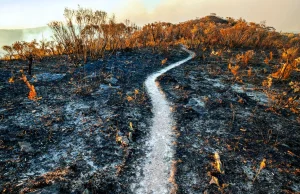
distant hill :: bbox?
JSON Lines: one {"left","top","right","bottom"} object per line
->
{"left": 199, "top": 15, "right": 229, "bottom": 24}
{"left": 0, "top": 26, "right": 53, "bottom": 56}
{"left": 181, "top": 15, "right": 229, "bottom": 26}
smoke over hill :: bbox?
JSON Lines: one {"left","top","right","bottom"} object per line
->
{"left": 0, "top": 27, "right": 52, "bottom": 56}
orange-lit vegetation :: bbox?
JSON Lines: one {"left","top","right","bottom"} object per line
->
{"left": 161, "top": 58, "right": 168, "bottom": 65}
{"left": 3, "top": 12, "right": 299, "bottom": 63}
{"left": 1, "top": 8, "right": 299, "bottom": 118}
{"left": 18, "top": 168, "right": 70, "bottom": 193}
{"left": 253, "top": 159, "right": 267, "bottom": 182}
{"left": 271, "top": 47, "right": 299, "bottom": 79}
{"left": 20, "top": 70, "right": 37, "bottom": 100}
{"left": 47, "top": 7, "right": 139, "bottom": 64}
{"left": 213, "top": 152, "right": 224, "bottom": 174}
{"left": 3, "top": 12, "right": 299, "bottom": 88}
{"left": 0, "top": 9, "right": 299, "bottom": 125}
{"left": 228, "top": 63, "right": 240, "bottom": 78}
{"left": 8, "top": 77, "right": 14, "bottom": 83}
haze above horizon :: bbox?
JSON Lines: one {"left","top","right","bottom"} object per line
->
{"left": 0, "top": 0, "right": 299, "bottom": 32}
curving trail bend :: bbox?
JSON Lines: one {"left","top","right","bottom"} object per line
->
{"left": 133, "top": 47, "right": 195, "bottom": 194}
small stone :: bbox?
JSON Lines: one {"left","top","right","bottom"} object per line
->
{"left": 83, "top": 189, "right": 90, "bottom": 194}
{"left": 126, "top": 91, "right": 134, "bottom": 96}
{"left": 18, "top": 142, "right": 33, "bottom": 153}
{"left": 105, "top": 77, "right": 118, "bottom": 85}
{"left": 99, "top": 84, "right": 110, "bottom": 90}
{"left": 128, "top": 132, "right": 133, "bottom": 142}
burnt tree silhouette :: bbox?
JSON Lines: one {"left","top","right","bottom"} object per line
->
{"left": 27, "top": 54, "right": 33, "bottom": 75}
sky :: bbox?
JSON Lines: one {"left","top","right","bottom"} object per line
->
{"left": 0, "top": 0, "right": 299, "bottom": 32}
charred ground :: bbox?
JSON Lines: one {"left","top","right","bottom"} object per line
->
{"left": 0, "top": 47, "right": 187, "bottom": 193}
{"left": 0, "top": 45, "right": 299, "bottom": 194}
{"left": 158, "top": 48, "right": 300, "bottom": 193}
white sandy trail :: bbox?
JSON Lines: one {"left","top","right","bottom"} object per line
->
{"left": 133, "top": 47, "right": 195, "bottom": 194}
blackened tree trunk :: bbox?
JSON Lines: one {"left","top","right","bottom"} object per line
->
{"left": 28, "top": 54, "right": 33, "bottom": 75}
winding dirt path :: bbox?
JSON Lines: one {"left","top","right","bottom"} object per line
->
{"left": 133, "top": 47, "right": 195, "bottom": 194}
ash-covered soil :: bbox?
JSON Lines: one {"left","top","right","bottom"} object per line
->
{"left": 158, "top": 49, "right": 300, "bottom": 194}
{"left": 0, "top": 47, "right": 188, "bottom": 193}
{"left": 0, "top": 46, "right": 299, "bottom": 194}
